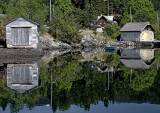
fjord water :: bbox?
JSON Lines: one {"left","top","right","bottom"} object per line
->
{"left": 0, "top": 48, "right": 160, "bottom": 113}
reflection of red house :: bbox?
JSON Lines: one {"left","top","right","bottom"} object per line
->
{"left": 99, "top": 61, "right": 107, "bottom": 71}
{"left": 96, "top": 60, "right": 114, "bottom": 73}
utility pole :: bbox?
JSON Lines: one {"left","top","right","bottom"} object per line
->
{"left": 156, "top": 13, "right": 159, "bottom": 27}
{"left": 108, "top": 71, "right": 109, "bottom": 90}
{"left": 130, "top": 68, "right": 132, "bottom": 83}
{"left": 130, "top": 7, "right": 132, "bottom": 23}
{"left": 108, "top": 0, "right": 109, "bottom": 16}
{"left": 50, "top": 0, "right": 52, "bottom": 21}
{"left": 53, "top": 4, "right": 54, "bottom": 18}
{"left": 112, "top": 3, "right": 113, "bottom": 15}
{"left": 51, "top": 68, "right": 52, "bottom": 106}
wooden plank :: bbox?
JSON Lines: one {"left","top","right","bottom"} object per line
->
{"left": 11, "top": 28, "right": 30, "bottom": 45}
{"left": 13, "top": 66, "right": 31, "bottom": 84}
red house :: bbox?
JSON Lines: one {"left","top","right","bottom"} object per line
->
{"left": 97, "top": 15, "right": 114, "bottom": 28}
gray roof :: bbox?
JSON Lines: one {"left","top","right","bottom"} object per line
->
{"left": 6, "top": 85, "right": 40, "bottom": 94}
{"left": 120, "top": 59, "right": 150, "bottom": 69}
{"left": 120, "top": 22, "right": 155, "bottom": 32}
{"left": 5, "top": 16, "right": 40, "bottom": 26}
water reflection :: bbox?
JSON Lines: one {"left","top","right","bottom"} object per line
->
{"left": 96, "top": 61, "right": 115, "bottom": 73}
{"left": 7, "top": 62, "right": 41, "bottom": 94}
{"left": 120, "top": 49, "right": 155, "bottom": 69}
{"left": 0, "top": 49, "right": 160, "bottom": 113}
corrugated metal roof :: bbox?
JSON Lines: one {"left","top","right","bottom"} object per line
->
{"left": 120, "top": 59, "right": 150, "bottom": 69}
{"left": 120, "top": 22, "right": 155, "bottom": 32}
{"left": 5, "top": 16, "right": 40, "bottom": 26}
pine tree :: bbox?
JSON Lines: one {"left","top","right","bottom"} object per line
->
{"left": 91, "top": 0, "right": 107, "bottom": 16}
{"left": 55, "top": 0, "right": 73, "bottom": 13}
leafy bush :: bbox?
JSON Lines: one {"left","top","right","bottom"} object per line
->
{"left": 103, "top": 21, "right": 120, "bottom": 39}
{"left": 48, "top": 8, "right": 80, "bottom": 43}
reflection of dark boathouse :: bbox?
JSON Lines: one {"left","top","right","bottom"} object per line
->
{"left": 120, "top": 49, "right": 154, "bottom": 69}
{"left": 5, "top": 16, "right": 40, "bottom": 48}
{"left": 7, "top": 62, "right": 40, "bottom": 94}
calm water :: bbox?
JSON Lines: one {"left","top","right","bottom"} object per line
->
{"left": 0, "top": 48, "right": 160, "bottom": 113}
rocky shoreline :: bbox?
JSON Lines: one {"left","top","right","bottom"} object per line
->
{"left": 40, "top": 36, "right": 154, "bottom": 50}
{"left": 0, "top": 35, "right": 155, "bottom": 58}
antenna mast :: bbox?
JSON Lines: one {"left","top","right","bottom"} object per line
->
{"left": 130, "top": 7, "right": 132, "bottom": 22}
{"left": 108, "top": 0, "right": 109, "bottom": 16}
{"left": 50, "top": 0, "right": 52, "bottom": 21}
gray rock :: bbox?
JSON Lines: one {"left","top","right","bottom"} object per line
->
{"left": 39, "top": 36, "right": 72, "bottom": 49}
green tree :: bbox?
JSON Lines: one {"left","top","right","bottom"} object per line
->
{"left": 0, "top": 0, "right": 10, "bottom": 14}
{"left": 103, "top": 21, "right": 120, "bottom": 39}
{"left": 91, "top": 0, "right": 106, "bottom": 16}
{"left": 49, "top": 7, "right": 80, "bottom": 43}
{"left": 120, "top": 0, "right": 156, "bottom": 26}
{"left": 150, "top": 0, "right": 160, "bottom": 10}
{"left": 6, "top": 0, "right": 49, "bottom": 26}
{"left": 83, "top": 3, "right": 96, "bottom": 27}
{"left": 129, "top": 67, "right": 157, "bottom": 91}
{"left": 55, "top": 0, "right": 73, "bottom": 13}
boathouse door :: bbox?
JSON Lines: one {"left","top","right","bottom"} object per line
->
{"left": 11, "top": 27, "right": 30, "bottom": 45}
{"left": 142, "top": 31, "right": 153, "bottom": 41}
{"left": 12, "top": 66, "right": 32, "bottom": 84}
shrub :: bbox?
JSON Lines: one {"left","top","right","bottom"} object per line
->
{"left": 48, "top": 8, "right": 80, "bottom": 43}
{"left": 103, "top": 21, "right": 120, "bottom": 39}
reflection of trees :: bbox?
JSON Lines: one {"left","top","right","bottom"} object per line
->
{"left": 129, "top": 67, "right": 157, "bottom": 91}
{"left": 0, "top": 81, "right": 40, "bottom": 112}
{"left": 119, "top": 62, "right": 157, "bottom": 91}
{"left": 0, "top": 52, "right": 160, "bottom": 112}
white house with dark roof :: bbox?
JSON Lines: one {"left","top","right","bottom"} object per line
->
{"left": 5, "top": 16, "right": 40, "bottom": 48}
{"left": 120, "top": 22, "right": 155, "bottom": 42}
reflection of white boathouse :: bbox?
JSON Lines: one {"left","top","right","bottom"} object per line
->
{"left": 120, "top": 49, "right": 154, "bottom": 69}
{"left": 7, "top": 63, "right": 40, "bottom": 94}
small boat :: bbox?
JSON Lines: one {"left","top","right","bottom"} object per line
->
{"left": 105, "top": 46, "right": 117, "bottom": 54}
{"left": 105, "top": 46, "right": 117, "bottom": 50}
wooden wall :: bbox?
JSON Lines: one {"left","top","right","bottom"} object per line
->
{"left": 121, "top": 32, "right": 140, "bottom": 41}
{"left": 6, "top": 18, "right": 39, "bottom": 48}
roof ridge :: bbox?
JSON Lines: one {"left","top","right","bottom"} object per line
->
{"left": 5, "top": 16, "right": 40, "bottom": 26}
{"left": 126, "top": 21, "right": 150, "bottom": 24}
{"left": 120, "top": 21, "right": 154, "bottom": 32}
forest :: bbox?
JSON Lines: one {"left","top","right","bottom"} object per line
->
{"left": 0, "top": 0, "right": 160, "bottom": 42}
